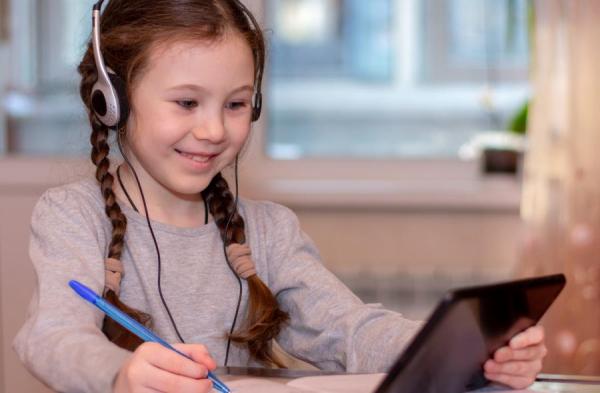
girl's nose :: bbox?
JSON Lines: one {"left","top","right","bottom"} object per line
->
{"left": 192, "top": 111, "right": 226, "bottom": 143}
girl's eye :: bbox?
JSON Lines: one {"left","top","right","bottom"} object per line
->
{"left": 176, "top": 100, "right": 197, "bottom": 109}
{"left": 226, "top": 101, "right": 248, "bottom": 111}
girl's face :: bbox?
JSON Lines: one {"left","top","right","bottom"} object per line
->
{"left": 125, "top": 33, "right": 255, "bottom": 199}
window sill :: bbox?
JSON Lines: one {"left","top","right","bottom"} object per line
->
{"left": 237, "top": 153, "right": 521, "bottom": 212}
{"left": 242, "top": 176, "right": 520, "bottom": 212}
{"left": 0, "top": 155, "right": 521, "bottom": 213}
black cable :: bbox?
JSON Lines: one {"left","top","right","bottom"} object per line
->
{"left": 204, "top": 197, "right": 209, "bottom": 226}
{"left": 116, "top": 134, "right": 186, "bottom": 343}
{"left": 117, "top": 166, "right": 138, "bottom": 213}
{"left": 224, "top": 155, "right": 243, "bottom": 366}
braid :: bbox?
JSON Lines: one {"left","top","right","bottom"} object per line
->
{"left": 90, "top": 123, "right": 126, "bottom": 260}
{"left": 203, "top": 173, "right": 289, "bottom": 367}
{"left": 89, "top": 117, "right": 151, "bottom": 351}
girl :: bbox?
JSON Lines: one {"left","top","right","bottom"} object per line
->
{"left": 14, "top": 1, "right": 546, "bottom": 392}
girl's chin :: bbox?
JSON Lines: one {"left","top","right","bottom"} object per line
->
{"left": 162, "top": 173, "right": 212, "bottom": 196}
{"left": 166, "top": 162, "right": 230, "bottom": 195}
{"left": 179, "top": 181, "right": 213, "bottom": 196}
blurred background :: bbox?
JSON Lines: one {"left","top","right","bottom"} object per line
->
{"left": 1, "top": 0, "right": 598, "bottom": 392}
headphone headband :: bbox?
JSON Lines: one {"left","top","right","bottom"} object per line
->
{"left": 232, "top": 0, "right": 264, "bottom": 121}
{"left": 90, "top": 0, "right": 264, "bottom": 127}
{"left": 91, "top": 0, "right": 128, "bottom": 128}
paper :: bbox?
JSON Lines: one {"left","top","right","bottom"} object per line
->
{"left": 286, "top": 374, "right": 554, "bottom": 393}
{"left": 221, "top": 375, "right": 578, "bottom": 393}
{"left": 223, "top": 378, "right": 312, "bottom": 393}
{"left": 218, "top": 375, "right": 385, "bottom": 393}
{"left": 468, "top": 387, "right": 538, "bottom": 393}
{"left": 286, "top": 373, "right": 386, "bottom": 393}
{"left": 465, "top": 381, "right": 562, "bottom": 393}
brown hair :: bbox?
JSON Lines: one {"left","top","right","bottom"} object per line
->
{"left": 78, "top": 0, "right": 288, "bottom": 366}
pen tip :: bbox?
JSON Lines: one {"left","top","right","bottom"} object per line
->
{"left": 69, "top": 280, "right": 99, "bottom": 303}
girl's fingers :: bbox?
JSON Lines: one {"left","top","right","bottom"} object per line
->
{"left": 510, "top": 326, "right": 545, "bottom": 349}
{"left": 140, "top": 343, "right": 208, "bottom": 379}
{"left": 484, "top": 371, "right": 535, "bottom": 390}
{"left": 173, "top": 343, "right": 217, "bottom": 371}
{"left": 484, "top": 358, "right": 543, "bottom": 377}
{"left": 494, "top": 343, "right": 548, "bottom": 362}
{"left": 142, "top": 364, "right": 213, "bottom": 393}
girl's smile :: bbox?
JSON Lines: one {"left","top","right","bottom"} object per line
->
{"left": 175, "top": 148, "right": 220, "bottom": 170}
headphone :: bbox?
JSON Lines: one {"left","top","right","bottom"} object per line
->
{"left": 91, "top": 0, "right": 264, "bottom": 129}
{"left": 91, "top": 0, "right": 261, "bottom": 365}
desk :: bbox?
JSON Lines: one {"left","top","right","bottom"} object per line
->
{"left": 215, "top": 368, "right": 600, "bottom": 393}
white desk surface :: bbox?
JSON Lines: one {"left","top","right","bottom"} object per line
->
{"left": 215, "top": 368, "right": 600, "bottom": 393}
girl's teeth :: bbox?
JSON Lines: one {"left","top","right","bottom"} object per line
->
{"left": 180, "top": 152, "right": 211, "bottom": 162}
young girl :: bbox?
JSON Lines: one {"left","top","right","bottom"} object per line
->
{"left": 14, "top": 1, "right": 547, "bottom": 392}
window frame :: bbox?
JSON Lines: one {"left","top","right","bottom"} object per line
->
{"left": 1, "top": 0, "right": 8, "bottom": 41}
{"left": 7, "top": 0, "right": 37, "bottom": 91}
{"left": 421, "top": 0, "right": 530, "bottom": 83}
{"left": 267, "top": 0, "right": 394, "bottom": 81}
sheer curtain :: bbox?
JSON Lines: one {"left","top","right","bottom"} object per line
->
{"left": 520, "top": 0, "right": 600, "bottom": 374}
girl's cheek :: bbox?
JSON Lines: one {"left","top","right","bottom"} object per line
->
{"left": 228, "top": 124, "right": 250, "bottom": 145}
{"left": 236, "top": 135, "right": 250, "bottom": 151}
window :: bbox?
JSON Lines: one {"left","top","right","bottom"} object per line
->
{"left": 269, "top": 0, "right": 392, "bottom": 80}
{"left": 2, "top": 0, "right": 93, "bottom": 155}
{"left": 266, "top": 0, "right": 531, "bottom": 159}
{"left": 7, "top": 0, "right": 93, "bottom": 90}
{"left": 2, "top": 0, "right": 530, "bottom": 160}
{"left": 423, "top": 0, "right": 529, "bottom": 82}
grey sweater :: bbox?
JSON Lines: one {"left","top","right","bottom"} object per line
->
{"left": 13, "top": 178, "right": 422, "bottom": 393}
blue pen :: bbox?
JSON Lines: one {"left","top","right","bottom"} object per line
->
{"left": 69, "top": 280, "right": 230, "bottom": 393}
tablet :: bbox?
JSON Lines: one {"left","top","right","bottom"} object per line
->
{"left": 374, "top": 273, "right": 566, "bottom": 393}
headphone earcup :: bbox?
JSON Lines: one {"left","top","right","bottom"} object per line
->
{"left": 108, "top": 72, "right": 130, "bottom": 129}
{"left": 91, "top": 71, "right": 129, "bottom": 129}
{"left": 251, "top": 92, "right": 262, "bottom": 122}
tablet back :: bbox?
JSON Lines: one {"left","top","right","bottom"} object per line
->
{"left": 374, "top": 274, "right": 566, "bottom": 393}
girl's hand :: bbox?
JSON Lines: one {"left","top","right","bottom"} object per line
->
{"left": 484, "top": 325, "right": 547, "bottom": 389}
{"left": 113, "top": 342, "right": 217, "bottom": 393}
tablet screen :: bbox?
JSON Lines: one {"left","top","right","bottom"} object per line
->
{"left": 375, "top": 274, "right": 566, "bottom": 393}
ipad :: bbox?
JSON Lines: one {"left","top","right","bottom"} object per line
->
{"left": 374, "top": 274, "right": 566, "bottom": 393}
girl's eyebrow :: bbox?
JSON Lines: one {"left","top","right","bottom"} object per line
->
{"left": 165, "top": 84, "right": 207, "bottom": 93}
{"left": 166, "top": 84, "right": 254, "bottom": 94}
{"left": 231, "top": 85, "right": 254, "bottom": 94}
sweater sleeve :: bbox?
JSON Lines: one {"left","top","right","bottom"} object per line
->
{"left": 12, "top": 187, "right": 131, "bottom": 393}
{"left": 262, "top": 202, "right": 423, "bottom": 373}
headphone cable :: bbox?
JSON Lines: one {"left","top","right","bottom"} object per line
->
{"left": 117, "top": 134, "right": 242, "bottom": 364}
{"left": 223, "top": 155, "right": 243, "bottom": 366}
{"left": 117, "top": 133, "right": 186, "bottom": 343}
